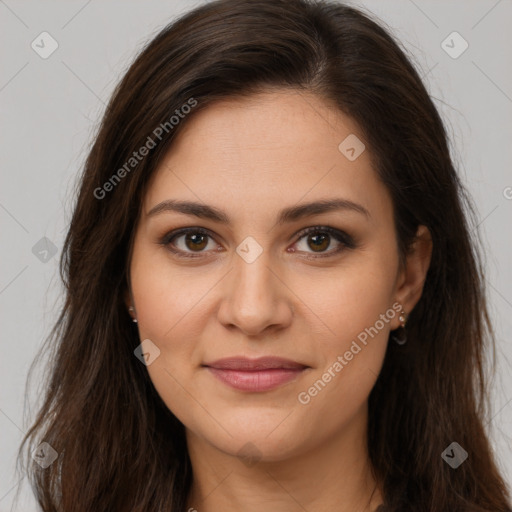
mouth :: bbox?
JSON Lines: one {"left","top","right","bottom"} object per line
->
{"left": 202, "top": 356, "right": 310, "bottom": 392}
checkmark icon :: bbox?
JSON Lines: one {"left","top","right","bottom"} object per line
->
{"left": 236, "top": 236, "right": 263, "bottom": 263}
{"left": 338, "top": 134, "right": 365, "bottom": 161}
{"left": 32, "top": 237, "right": 58, "bottom": 263}
{"left": 134, "top": 339, "right": 161, "bottom": 365}
{"left": 441, "top": 31, "right": 468, "bottom": 59}
{"left": 441, "top": 442, "right": 468, "bottom": 468}
{"left": 31, "top": 31, "right": 58, "bottom": 59}
{"left": 31, "top": 442, "right": 58, "bottom": 468}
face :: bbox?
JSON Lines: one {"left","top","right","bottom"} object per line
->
{"left": 127, "top": 89, "right": 428, "bottom": 462}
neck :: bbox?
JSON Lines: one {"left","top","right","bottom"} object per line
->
{"left": 184, "top": 406, "right": 383, "bottom": 512}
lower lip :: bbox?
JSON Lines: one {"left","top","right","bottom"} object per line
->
{"left": 206, "top": 367, "right": 306, "bottom": 392}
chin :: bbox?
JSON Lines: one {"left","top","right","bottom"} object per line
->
{"left": 200, "top": 416, "right": 308, "bottom": 462}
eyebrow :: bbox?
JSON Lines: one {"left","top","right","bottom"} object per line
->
{"left": 147, "top": 197, "right": 370, "bottom": 225}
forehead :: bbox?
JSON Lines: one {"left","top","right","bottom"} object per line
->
{"left": 142, "top": 90, "right": 391, "bottom": 225}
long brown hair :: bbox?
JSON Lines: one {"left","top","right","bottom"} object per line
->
{"left": 16, "top": 0, "right": 511, "bottom": 510}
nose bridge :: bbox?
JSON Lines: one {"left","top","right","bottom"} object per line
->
{"left": 232, "top": 242, "right": 275, "bottom": 309}
{"left": 218, "top": 237, "right": 292, "bottom": 335}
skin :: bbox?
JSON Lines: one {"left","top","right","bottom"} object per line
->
{"left": 126, "top": 89, "right": 432, "bottom": 512}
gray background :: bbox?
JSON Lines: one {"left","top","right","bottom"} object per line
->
{"left": 1, "top": 0, "right": 511, "bottom": 509}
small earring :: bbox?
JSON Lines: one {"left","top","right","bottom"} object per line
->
{"left": 391, "top": 306, "right": 407, "bottom": 345}
{"left": 128, "top": 306, "right": 138, "bottom": 323}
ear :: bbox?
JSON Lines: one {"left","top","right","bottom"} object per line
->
{"left": 393, "top": 225, "right": 432, "bottom": 327}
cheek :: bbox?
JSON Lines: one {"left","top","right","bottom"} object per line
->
{"left": 130, "top": 242, "right": 214, "bottom": 344}
{"left": 129, "top": 246, "right": 198, "bottom": 389}
{"left": 306, "top": 252, "right": 397, "bottom": 349}
{"left": 129, "top": 246, "right": 211, "bottom": 427}
{"left": 294, "top": 251, "right": 396, "bottom": 413}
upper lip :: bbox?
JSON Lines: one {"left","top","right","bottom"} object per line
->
{"left": 203, "top": 356, "right": 309, "bottom": 371}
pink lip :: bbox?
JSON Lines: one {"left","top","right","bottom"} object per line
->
{"left": 203, "top": 357, "right": 309, "bottom": 392}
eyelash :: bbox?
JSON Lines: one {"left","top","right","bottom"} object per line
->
{"left": 159, "top": 225, "right": 356, "bottom": 260}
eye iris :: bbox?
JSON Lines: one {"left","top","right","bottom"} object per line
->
{"left": 185, "top": 233, "right": 208, "bottom": 251}
{"left": 308, "top": 233, "right": 329, "bottom": 252}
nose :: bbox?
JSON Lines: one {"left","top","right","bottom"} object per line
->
{"left": 216, "top": 249, "right": 294, "bottom": 337}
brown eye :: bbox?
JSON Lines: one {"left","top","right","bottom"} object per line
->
{"left": 307, "top": 232, "right": 330, "bottom": 252}
{"left": 161, "top": 228, "right": 218, "bottom": 258}
{"left": 183, "top": 232, "right": 209, "bottom": 251}
{"left": 292, "top": 226, "right": 356, "bottom": 258}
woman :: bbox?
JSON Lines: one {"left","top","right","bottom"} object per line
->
{"left": 16, "top": 0, "right": 511, "bottom": 511}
